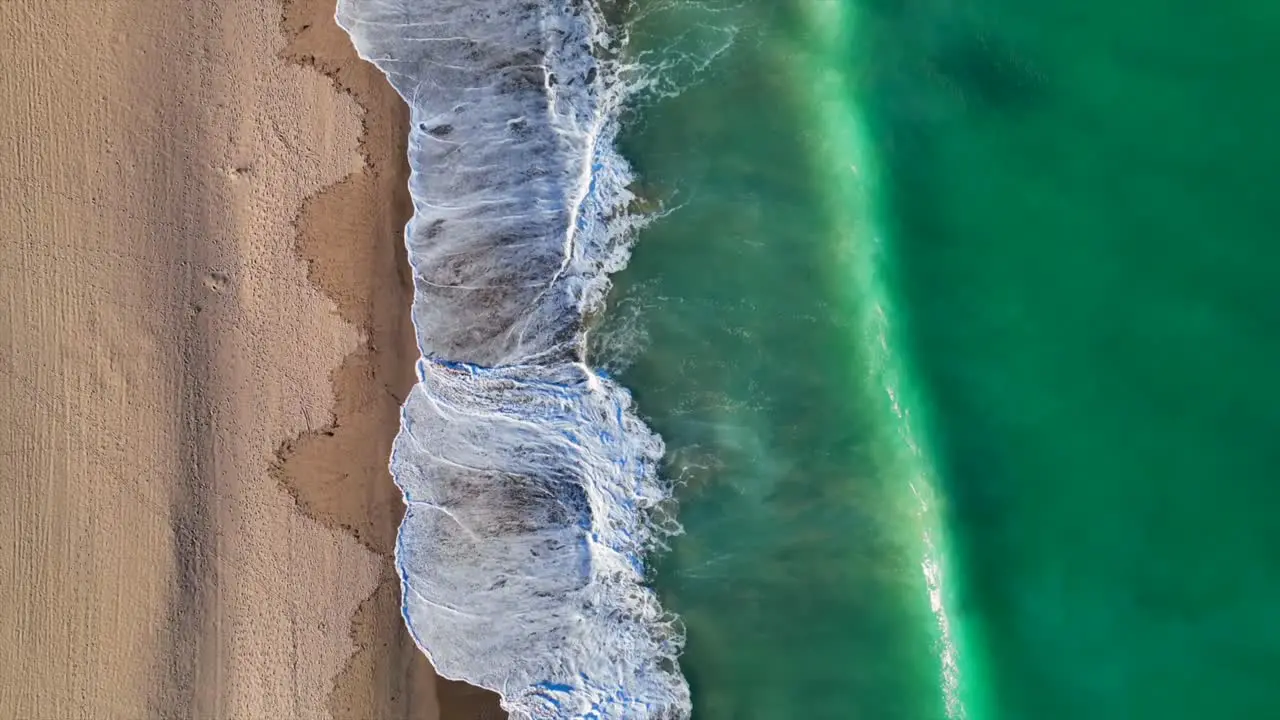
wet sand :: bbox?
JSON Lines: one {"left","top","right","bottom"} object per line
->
{"left": 0, "top": 0, "right": 502, "bottom": 717}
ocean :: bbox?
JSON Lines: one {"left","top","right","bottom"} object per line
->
{"left": 340, "top": 0, "right": 1280, "bottom": 718}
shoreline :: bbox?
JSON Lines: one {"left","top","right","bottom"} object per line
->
{"left": 275, "top": 0, "right": 506, "bottom": 717}
{"left": 337, "top": 1, "right": 692, "bottom": 715}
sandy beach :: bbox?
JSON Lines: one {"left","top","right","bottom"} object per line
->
{"left": 0, "top": 0, "right": 501, "bottom": 717}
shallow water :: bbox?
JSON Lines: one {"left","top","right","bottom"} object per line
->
{"left": 600, "top": 2, "right": 951, "bottom": 718}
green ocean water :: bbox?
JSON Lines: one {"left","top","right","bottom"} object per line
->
{"left": 598, "top": 0, "right": 1280, "bottom": 718}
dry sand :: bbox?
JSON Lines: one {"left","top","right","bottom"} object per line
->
{"left": 0, "top": 0, "right": 502, "bottom": 717}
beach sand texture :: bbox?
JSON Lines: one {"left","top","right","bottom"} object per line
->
{"left": 0, "top": 0, "right": 502, "bottom": 717}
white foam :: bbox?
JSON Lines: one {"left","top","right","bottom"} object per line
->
{"left": 335, "top": 1, "right": 690, "bottom": 717}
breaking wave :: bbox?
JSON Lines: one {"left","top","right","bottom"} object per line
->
{"left": 336, "top": 0, "right": 691, "bottom": 717}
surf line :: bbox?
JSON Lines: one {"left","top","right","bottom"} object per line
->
{"left": 794, "top": 0, "right": 972, "bottom": 716}
{"left": 336, "top": 1, "right": 690, "bottom": 718}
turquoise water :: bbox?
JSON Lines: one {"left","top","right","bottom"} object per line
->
{"left": 600, "top": 3, "right": 953, "bottom": 718}
{"left": 599, "top": 0, "right": 1280, "bottom": 717}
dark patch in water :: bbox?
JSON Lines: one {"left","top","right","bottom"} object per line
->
{"left": 931, "top": 31, "right": 1045, "bottom": 110}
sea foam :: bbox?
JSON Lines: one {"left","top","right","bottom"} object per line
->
{"left": 335, "top": 1, "right": 689, "bottom": 717}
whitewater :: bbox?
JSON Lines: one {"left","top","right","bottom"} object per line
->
{"left": 336, "top": 1, "right": 690, "bottom": 718}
